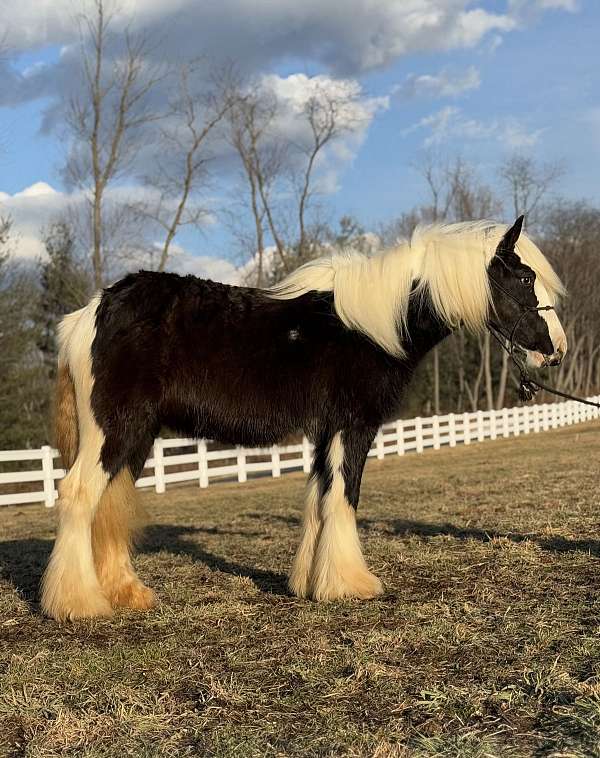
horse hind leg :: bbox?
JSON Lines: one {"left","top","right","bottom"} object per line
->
{"left": 288, "top": 474, "right": 321, "bottom": 597}
{"left": 91, "top": 466, "right": 156, "bottom": 611}
{"left": 309, "top": 431, "right": 383, "bottom": 601}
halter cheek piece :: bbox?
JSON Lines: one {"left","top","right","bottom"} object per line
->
{"left": 487, "top": 273, "right": 555, "bottom": 363}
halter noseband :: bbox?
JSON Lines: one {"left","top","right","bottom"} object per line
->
{"left": 487, "top": 274, "right": 555, "bottom": 359}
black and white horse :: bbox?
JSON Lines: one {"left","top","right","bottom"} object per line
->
{"left": 43, "top": 216, "right": 567, "bottom": 620}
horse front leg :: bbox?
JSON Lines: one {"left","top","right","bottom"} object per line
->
{"left": 291, "top": 428, "right": 383, "bottom": 601}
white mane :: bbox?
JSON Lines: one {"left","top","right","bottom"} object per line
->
{"left": 268, "top": 221, "right": 564, "bottom": 358}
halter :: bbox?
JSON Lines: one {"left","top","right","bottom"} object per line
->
{"left": 486, "top": 265, "right": 600, "bottom": 409}
{"left": 487, "top": 272, "right": 555, "bottom": 366}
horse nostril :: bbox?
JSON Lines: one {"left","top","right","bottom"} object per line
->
{"left": 547, "top": 354, "right": 562, "bottom": 367}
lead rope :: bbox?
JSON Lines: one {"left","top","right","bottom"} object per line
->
{"left": 486, "top": 325, "right": 600, "bottom": 406}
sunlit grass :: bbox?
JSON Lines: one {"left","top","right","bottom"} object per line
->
{"left": 1, "top": 421, "right": 600, "bottom": 756}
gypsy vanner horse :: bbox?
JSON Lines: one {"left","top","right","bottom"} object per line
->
{"left": 43, "top": 216, "right": 567, "bottom": 620}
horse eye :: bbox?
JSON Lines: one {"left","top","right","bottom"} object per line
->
{"left": 520, "top": 275, "right": 534, "bottom": 287}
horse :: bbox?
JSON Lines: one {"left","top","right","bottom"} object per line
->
{"left": 42, "top": 215, "right": 567, "bottom": 621}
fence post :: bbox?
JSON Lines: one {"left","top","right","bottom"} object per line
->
{"left": 432, "top": 415, "right": 440, "bottom": 450}
{"left": 513, "top": 407, "right": 520, "bottom": 436}
{"left": 532, "top": 404, "right": 540, "bottom": 434}
{"left": 448, "top": 414, "right": 456, "bottom": 448}
{"left": 415, "top": 417, "right": 423, "bottom": 453}
{"left": 502, "top": 407, "right": 509, "bottom": 438}
{"left": 236, "top": 446, "right": 247, "bottom": 483}
{"left": 271, "top": 444, "right": 281, "bottom": 478}
{"left": 302, "top": 436, "right": 312, "bottom": 473}
{"left": 396, "top": 420, "right": 405, "bottom": 455}
{"left": 542, "top": 404, "right": 549, "bottom": 431}
{"left": 463, "top": 412, "right": 471, "bottom": 445}
{"left": 522, "top": 406, "right": 531, "bottom": 435}
{"left": 375, "top": 428, "right": 385, "bottom": 459}
{"left": 490, "top": 411, "right": 497, "bottom": 441}
{"left": 154, "top": 438, "right": 165, "bottom": 494}
{"left": 476, "top": 410, "right": 484, "bottom": 442}
{"left": 197, "top": 440, "right": 208, "bottom": 488}
{"left": 41, "top": 445, "right": 56, "bottom": 508}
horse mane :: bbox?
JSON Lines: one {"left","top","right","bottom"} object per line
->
{"left": 268, "top": 220, "right": 565, "bottom": 358}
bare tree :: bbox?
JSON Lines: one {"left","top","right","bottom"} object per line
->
{"left": 499, "top": 154, "right": 564, "bottom": 228}
{"left": 541, "top": 201, "right": 600, "bottom": 397}
{"left": 294, "top": 88, "right": 356, "bottom": 260}
{"left": 65, "top": 0, "right": 166, "bottom": 286}
{"left": 137, "top": 62, "right": 236, "bottom": 272}
{"left": 227, "top": 86, "right": 286, "bottom": 286}
{"left": 228, "top": 80, "right": 362, "bottom": 284}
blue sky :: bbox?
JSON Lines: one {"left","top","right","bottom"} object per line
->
{"left": 0, "top": 0, "right": 598, "bottom": 274}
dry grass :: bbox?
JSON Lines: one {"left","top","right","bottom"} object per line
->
{"left": 1, "top": 422, "right": 600, "bottom": 757}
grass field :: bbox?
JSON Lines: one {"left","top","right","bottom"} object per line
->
{"left": 1, "top": 422, "right": 600, "bottom": 757}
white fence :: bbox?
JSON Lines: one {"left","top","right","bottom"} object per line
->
{"left": 1, "top": 396, "right": 599, "bottom": 509}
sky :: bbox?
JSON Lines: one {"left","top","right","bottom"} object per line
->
{"left": 0, "top": 0, "right": 598, "bottom": 280}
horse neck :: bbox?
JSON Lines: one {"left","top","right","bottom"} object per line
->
{"left": 404, "top": 289, "right": 453, "bottom": 363}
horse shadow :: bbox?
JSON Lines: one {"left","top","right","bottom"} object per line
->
{"left": 357, "top": 517, "right": 600, "bottom": 557}
{"left": 139, "top": 523, "right": 290, "bottom": 595}
{"left": 1, "top": 518, "right": 599, "bottom": 612}
{"left": 0, "top": 537, "right": 51, "bottom": 612}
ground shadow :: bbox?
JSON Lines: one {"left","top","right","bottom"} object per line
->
{"left": 0, "top": 537, "right": 51, "bottom": 612}
{"left": 358, "top": 518, "right": 600, "bottom": 557}
{"left": 2, "top": 518, "right": 599, "bottom": 612}
{"left": 140, "top": 524, "right": 290, "bottom": 595}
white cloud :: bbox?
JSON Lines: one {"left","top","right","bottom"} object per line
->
{"left": 509, "top": 0, "right": 578, "bottom": 13}
{"left": 441, "top": 8, "right": 514, "bottom": 49}
{"left": 537, "top": 0, "right": 578, "bottom": 8}
{"left": 0, "top": 182, "right": 233, "bottom": 280}
{"left": 0, "top": 182, "right": 69, "bottom": 258}
{"left": 4, "top": 1, "right": 519, "bottom": 86}
{"left": 160, "top": 243, "right": 240, "bottom": 284}
{"left": 405, "top": 106, "right": 545, "bottom": 149}
{"left": 393, "top": 66, "right": 480, "bottom": 100}
{"left": 258, "top": 73, "right": 389, "bottom": 189}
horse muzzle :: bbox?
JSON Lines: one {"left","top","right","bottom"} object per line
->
{"left": 540, "top": 347, "right": 565, "bottom": 368}
{"left": 527, "top": 347, "right": 565, "bottom": 369}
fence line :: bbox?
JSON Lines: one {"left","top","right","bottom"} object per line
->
{"left": 1, "top": 397, "right": 598, "bottom": 509}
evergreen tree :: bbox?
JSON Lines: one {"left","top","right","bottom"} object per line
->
{"left": 37, "top": 222, "right": 91, "bottom": 379}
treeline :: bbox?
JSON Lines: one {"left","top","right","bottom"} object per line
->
{"left": 1, "top": 0, "right": 599, "bottom": 448}
{"left": 0, "top": 222, "right": 91, "bottom": 448}
{"left": 1, "top": 186, "right": 599, "bottom": 449}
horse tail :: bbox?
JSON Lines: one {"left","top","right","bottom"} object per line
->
{"left": 54, "top": 364, "right": 79, "bottom": 467}
{"left": 54, "top": 308, "right": 84, "bottom": 468}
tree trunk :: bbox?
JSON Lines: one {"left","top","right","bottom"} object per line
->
{"left": 495, "top": 351, "right": 510, "bottom": 409}
{"left": 432, "top": 346, "right": 440, "bottom": 415}
{"left": 483, "top": 332, "right": 493, "bottom": 410}
{"left": 92, "top": 187, "right": 103, "bottom": 287}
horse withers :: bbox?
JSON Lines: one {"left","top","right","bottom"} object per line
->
{"left": 42, "top": 216, "right": 567, "bottom": 620}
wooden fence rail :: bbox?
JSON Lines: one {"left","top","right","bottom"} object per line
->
{"left": 1, "top": 397, "right": 598, "bottom": 508}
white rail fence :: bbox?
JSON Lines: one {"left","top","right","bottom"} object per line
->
{"left": 1, "top": 397, "right": 598, "bottom": 509}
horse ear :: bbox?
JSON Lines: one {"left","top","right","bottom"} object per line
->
{"left": 499, "top": 215, "right": 524, "bottom": 254}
